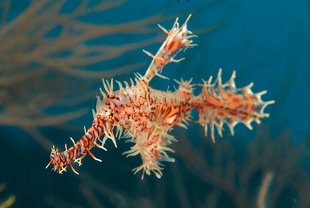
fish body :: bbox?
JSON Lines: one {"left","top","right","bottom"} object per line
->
{"left": 46, "top": 15, "right": 274, "bottom": 179}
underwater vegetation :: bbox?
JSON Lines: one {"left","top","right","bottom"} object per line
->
{"left": 0, "top": 183, "right": 15, "bottom": 208}
{"left": 0, "top": 0, "right": 171, "bottom": 150}
{"left": 1, "top": 0, "right": 309, "bottom": 207}
{"left": 42, "top": 127, "right": 310, "bottom": 208}
{"left": 173, "top": 126, "right": 310, "bottom": 208}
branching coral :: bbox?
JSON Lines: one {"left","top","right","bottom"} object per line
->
{"left": 0, "top": 183, "right": 15, "bottom": 208}
{"left": 173, "top": 127, "right": 310, "bottom": 208}
{"left": 0, "top": 0, "right": 167, "bottom": 150}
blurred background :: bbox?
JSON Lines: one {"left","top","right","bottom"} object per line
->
{"left": 0, "top": 0, "right": 309, "bottom": 207}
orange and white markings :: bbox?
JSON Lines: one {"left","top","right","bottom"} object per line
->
{"left": 47, "top": 15, "right": 274, "bottom": 179}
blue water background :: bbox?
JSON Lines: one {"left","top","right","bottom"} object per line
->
{"left": 0, "top": 0, "right": 309, "bottom": 207}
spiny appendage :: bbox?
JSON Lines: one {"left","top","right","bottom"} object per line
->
{"left": 46, "top": 79, "right": 121, "bottom": 175}
{"left": 123, "top": 125, "right": 177, "bottom": 179}
{"left": 197, "top": 68, "right": 275, "bottom": 143}
{"left": 45, "top": 127, "right": 105, "bottom": 175}
{"left": 46, "top": 146, "right": 67, "bottom": 174}
{"left": 45, "top": 138, "right": 86, "bottom": 175}
{"left": 95, "top": 77, "right": 136, "bottom": 149}
{"left": 143, "top": 14, "right": 197, "bottom": 82}
{"left": 174, "top": 78, "right": 195, "bottom": 99}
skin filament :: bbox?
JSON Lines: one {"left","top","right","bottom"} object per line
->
{"left": 46, "top": 14, "right": 274, "bottom": 179}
